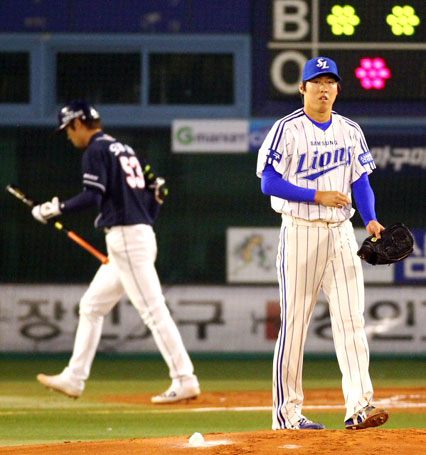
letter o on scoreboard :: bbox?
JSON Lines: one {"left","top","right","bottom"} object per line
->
{"left": 270, "top": 51, "right": 306, "bottom": 94}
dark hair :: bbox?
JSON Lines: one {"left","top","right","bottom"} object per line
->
{"left": 69, "top": 118, "right": 102, "bottom": 130}
{"left": 84, "top": 118, "right": 102, "bottom": 129}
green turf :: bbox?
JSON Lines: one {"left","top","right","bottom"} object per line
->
{"left": 2, "top": 356, "right": 425, "bottom": 386}
{"left": 0, "top": 357, "right": 424, "bottom": 446}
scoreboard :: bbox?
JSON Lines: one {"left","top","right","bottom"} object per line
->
{"left": 269, "top": 0, "right": 426, "bottom": 100}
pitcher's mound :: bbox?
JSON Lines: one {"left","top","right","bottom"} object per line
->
{"left": 2, "top": 429, "right": 426, "bottom": 455}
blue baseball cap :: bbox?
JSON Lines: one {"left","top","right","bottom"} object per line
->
{"left": 302, "top": 57, "right": 341, "bottom": 82}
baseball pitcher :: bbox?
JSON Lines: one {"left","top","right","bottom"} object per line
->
{"left": 257, "top": 57, "right": 389, "bottom": 430}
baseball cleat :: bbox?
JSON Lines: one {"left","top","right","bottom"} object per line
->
{"left": 345, "top": 405, "right": 389, "bottom": 430}
{"left": 297, "top": 417, "right": 325, "bottom": 430}
{"left": 37, "top": 373, "right": 83, "bottom": 399}
{"left": 151, "top": 381, "right": 200, "bottom": 404}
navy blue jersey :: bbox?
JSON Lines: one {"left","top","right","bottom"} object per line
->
{"left": 82, "top": 131, "right": 160, "bottom": 228}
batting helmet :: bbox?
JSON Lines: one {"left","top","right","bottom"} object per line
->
{"left": 57, "top": 100, "right": 100, "bottom": 131}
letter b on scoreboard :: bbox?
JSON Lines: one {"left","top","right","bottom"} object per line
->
{"left": 273, "top": 0, "right": 310, "bottom": 40}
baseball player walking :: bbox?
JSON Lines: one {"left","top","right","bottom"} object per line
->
{"left": 257, "top": 57, "right": 389, "bottom": 430}
{"left": 33, "top": 101, "right": 200, "bottom": 403}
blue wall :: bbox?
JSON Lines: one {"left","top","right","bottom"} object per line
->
{"left": 0, "top": 0, "right": 251, "bottom": 33}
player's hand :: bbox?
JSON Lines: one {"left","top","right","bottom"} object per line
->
{"left": 314, "top": 191, "right": 350, "bottom": 208}
{"left": 149, "top": 177, "right": 169, "bottom": 204}
{"left": 366, "top": 220, "right": 385, "bottom": 239}
{"left": 31, "top": 196, "right": 62, "bottom": 224}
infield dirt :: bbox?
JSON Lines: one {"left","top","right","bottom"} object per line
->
{"left": 2, "top": 428, "right": 426, "bottom": 455}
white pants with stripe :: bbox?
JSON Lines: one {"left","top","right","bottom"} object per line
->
{"left": 272, "top": 215, "right": 373, "bottom": 429}
{"left": 63, "top": 224, "right": 195, "bottom": 388}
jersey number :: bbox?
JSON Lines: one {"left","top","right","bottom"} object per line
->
{"left": 119, "top": 156, "right": 145, "bottom": 189}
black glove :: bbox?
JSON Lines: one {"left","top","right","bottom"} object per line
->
{"left": 357, "top": 222, "right": 414, "bottom": 265}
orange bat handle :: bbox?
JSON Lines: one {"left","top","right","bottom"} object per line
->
{"left": 66, "top": 230, "right": 109, "bottom": 264}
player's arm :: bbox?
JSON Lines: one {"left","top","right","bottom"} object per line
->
{"left": 60, "top": 188, "right": 102, "bottom": 213}
{"left": 257, "top": 119, "right": 293, "bottom": 178}
{"left": 31, "top": 189, "right": 101, "bottom": 224}
{"left": 261, "top": 164, "right": 315, "bottom": 202}
{"left": 261, "top": 164, "right": 349, "bottom": 207}
{"left": 348, "top": 124, "right": 383, "bottom": 235}
{"left": 352, "top": 173, "right": 385, "bottom": 238}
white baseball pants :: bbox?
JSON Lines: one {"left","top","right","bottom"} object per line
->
{"left": 272, "top": 215, "right": 373, "bottom": 429}
{"left": 63, "top": 224, "right": 195, "bottom": 387}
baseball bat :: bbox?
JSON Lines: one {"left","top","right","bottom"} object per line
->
{"left": 5, "top": 184, "right": 109, "bottom": 265}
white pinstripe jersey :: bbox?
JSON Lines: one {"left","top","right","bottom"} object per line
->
{"left": 256, "top": 108, "right": 376, "bottom": 222}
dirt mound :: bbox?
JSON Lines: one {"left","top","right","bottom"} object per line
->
{"left": 3, "top": 429, "right": 426, "bottom": 455}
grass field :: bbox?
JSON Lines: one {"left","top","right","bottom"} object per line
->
{"left": 0, "top": 355, "right": 425, "bottom": 447}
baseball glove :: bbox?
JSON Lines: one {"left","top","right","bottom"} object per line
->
{"left": 357, "top": 222, "right": 414, "bottom": 265}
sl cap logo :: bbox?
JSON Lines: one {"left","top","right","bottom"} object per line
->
{"left": 316, "top": 58, "right": 330, "bottom": 69}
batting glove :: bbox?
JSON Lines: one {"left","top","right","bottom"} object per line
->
{"left": 31, "top": 196, "right": 62, "bottom": 224}
{"left": 149, "top": 177, "right": 169, "bottom": 204}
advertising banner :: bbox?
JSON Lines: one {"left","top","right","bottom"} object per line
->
{"left": 227, "top": 227, "right": 396, "bottom": 284}
{"left": 227, "top": 227, "right": 278, "bottom": 283}
{"left": 172, "top": 120, "right": 249, "bottom": 152}
{"left": 395, "top": 230, "right": 426, "bottom": 283}
{"left": 249, "top": 119, "right": 276, "bottom": 153}
{"left": 1, "top": 285, "right": 425, "bottom": 354}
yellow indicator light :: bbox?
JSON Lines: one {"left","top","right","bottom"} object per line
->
{"left": 327, "top": 4, "right": 360, "bottom": 36}
{"left": 386, "top": 5, "right": 420, "bottom": 36}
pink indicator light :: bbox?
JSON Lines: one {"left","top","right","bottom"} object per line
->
{"left": 360, "top": 58, "right": 372, "bottom": 69}
{"left": 372, "top": 79, "right": 384, "bottom": 89}
{"left": 355, "top": 68, "right": 367, "bottom": 78}
{"left": 373, "top": 58, "right": 385, "bottom": 69}
{"left": 361, "top": 79, "right": 372, "bottom": 89}
{"left": 379, "top": 68, "right": 391, "bottom": 78}
{"left": 355, "top": 58, "right": 391, "bottom": 90}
